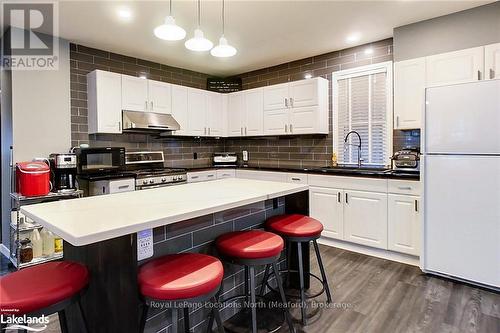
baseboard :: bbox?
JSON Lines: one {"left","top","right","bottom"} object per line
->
{"left": 0, "top": 243, "right": 10, "bottom": 259}
{"left": 318, "top": 237, "right": 420, "bottom": 267}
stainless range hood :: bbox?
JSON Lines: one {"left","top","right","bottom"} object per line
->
{"left": 122, "top": 110, "right": 180, "bottom": 133}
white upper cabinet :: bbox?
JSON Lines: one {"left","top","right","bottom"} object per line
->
{"left": 227, "top": 92, "right": 245, "bottom": 136}
{"left": 121, "top": 75, "right": 148, "bottom": 112}
{"left": 147, "top": 80, "right": 171, "bottom": 114}
{"left": 244, "top": 88, "right": 264, "bottom": 136}
{"left": 206, "top": 91, "right": 225, "bottom": 137}
{"left": 87, "top": 70, "right": 122, "bottom": 134}
{"left": 394, "top": 57, "right": 426, "bottom": 129}
{"left": 263, "top": 77, "right": 328, "bottom": 135}
{"left": 263, "top": 83, "right": 289, "bottom": 110}
{"left": 425, "top": 46, "right": 484, "bottom": 87}
{"left": 187, "top": 88, "right": 207, "bottom": 136}
{"left": 485, "top": 42, "right": 500, "bottom": 80}
{"left": 171, "top": 85, "right": 188, "bottom": 135}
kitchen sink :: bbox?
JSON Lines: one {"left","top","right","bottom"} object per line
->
{"left": 314, "top": 165, "right": 391, "bottom": 174}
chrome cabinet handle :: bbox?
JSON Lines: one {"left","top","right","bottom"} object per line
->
{"left": 284, "top": 98, "right": 288, "bottom": 108}
{"left": 150, "top": 101, "right": 154, "bottom": 110}
{"left": 207, "top": 174, "right": 214, "bottom": 178}
{"left": 337, "top": 192, "right": 341, "bottom": 203}
{"left": 145, "top": 101, "right": 148, "bottom": 110}
{"left": 118, "top": 121, "right": 121, "bottom": 131}
{"left": 208, "top": 127, "right": 211, "bottom": 135}
{"left": 345, "top": 193, "right": 348, "bottom": 204}
{"left": 245, "top": 127, "right": 247, "bottom": 135}
{"left": 415, "top": 199, "right": 418, "bottom": 212}
{"left": 118, "top": 185, "right": 130, "bottom": 190}
{"left": 396, "top": 116, "right": 400, "bottom": 128}
{"left": 491, "top": 69, "right": 495, "bottom": 79}
{"left": 290, "top": 98, "right": 293, "bottom": 107}
{"left": 241, "top": 127, "right": 243, "bottom": 135}
{"left": 478, "top": 70, "right": 481, "bottom": 80}
{"left": 291, "top": 177, "right": 300, "bottom": 181}
{"left": 290, "top": 124, "right": 293, "bottom": 133}
{"left": 191, "top": 176, "right": 199, "bottom": 179}
{"left": 285, "top": 124, "right": 288, "bottom": 133}
{"left": 397, "top": 186, "right": 412, "bottom": 190}
{"left": 204, "top": 127, "right": 207, "bottom": 135}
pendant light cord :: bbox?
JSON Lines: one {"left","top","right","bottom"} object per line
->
{"left": 222, "top": 0, "right": 225, "bottom": 36}
{"left": 197, "top": 0, "right": 201, "bottom": 27}
{"left": 169, "top": 0, "right": 172, "bottom": 15}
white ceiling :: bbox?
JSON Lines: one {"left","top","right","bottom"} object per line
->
{"left": 50, "top": 1, "right": 493, "bottom": 76}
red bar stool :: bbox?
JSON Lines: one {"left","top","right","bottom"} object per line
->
{"left": 215, "top": 230, "right": 295, "bottom": 333}
{"left": 138, "top": 253, "right": 225, "bottom": 333}
{"left": 0, "top": 261, "right": 89, "bottom": 332}
{"left": 262, "top": 214, "right": 332, "bottom": 326}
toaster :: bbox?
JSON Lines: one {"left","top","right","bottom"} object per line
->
{"left": 213, "top": 152, "right": 238, "bottom": 167}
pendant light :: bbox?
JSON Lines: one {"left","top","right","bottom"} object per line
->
{"left": 154, "top": 0, "right": 186, "bottom": 41}
{"left": 185, "top": 0, "right": 213, "bottom": 52}
{"left": 211, "top": 0, "right": 237, "bottom": 57}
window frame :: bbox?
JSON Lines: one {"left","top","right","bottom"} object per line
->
{"left": 332, "top": 61, "right": 393, "bottom": 166}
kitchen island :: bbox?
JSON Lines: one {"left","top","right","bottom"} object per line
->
{"left": 21, "top": 178, "right": 309, "bottom": 333}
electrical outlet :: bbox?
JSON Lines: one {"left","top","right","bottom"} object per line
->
{"left": 193, "top": 152, "right": 198, "bottom": 160}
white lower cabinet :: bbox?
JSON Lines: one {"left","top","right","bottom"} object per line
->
{"left": 187, "top": 171, "right": 217, "bottom": 183}
{"left": 216, "top": 169, "right": 236, "bottom": 179}
{"left": 309, "top": 187, "right": 343, "bottom": 240}
{"left": 343, "top": 190, "right": 388, "bottom": 249}
{"left": 388, "top": 194, "right": 420, "bottom": 256}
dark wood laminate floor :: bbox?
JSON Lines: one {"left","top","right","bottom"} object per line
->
{"left": 2, "top": 245, "right": 499, "bottom": 333}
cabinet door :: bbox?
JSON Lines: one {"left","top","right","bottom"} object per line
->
{"left": 227, "top": 92, "right": 244, "bottom": 136}
{"left": 394, "top": 58, "right": 426, "bottom": 129}
{"left": 121, "top": 75, "right": 148, "bottom": 111}
{"left": 244, "top": 88, "right": 264, "bottom": 136}
{"left": 485, "top": 42, "right": 500, "bottom": 80}
{"left": 171, "top": 85, "right": 189, "bottom": 135}
{"left": 187, "top": 88, "right": 207, "bottom": 136}
{"left": 263, "top": 83, "right": 289, "bottom": 111}
{"left": 310, "top": 187, "right": 344, "bottom": 240}
{"left": 206, "top": 91, "right": 224, "bottom": 137}
{"left": 426, "top": 47, "right": 484, "bottom": 87}
{"left": 263, "top": 109, "right": 289, "bottom": 135}
{"left": 289, "top": 78, "right": 318, "bottom": 108}
{"left": 289, "top": 106, "right": 318, "bottom": 134}
{"left": 388, "top": 194, "right": 420, "bottom": 256}
{"left": 148, "top": 80, "right": 171, "bottom": 114}
{"left": 343, "top": 190, "right": 388, "bottom": 249}
{"left": 88, "top": 70, "right": 122, "bottom": 134}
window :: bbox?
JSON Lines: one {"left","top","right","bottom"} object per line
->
{"left": 332, "top": 62, "right": 393, "bottom": 166}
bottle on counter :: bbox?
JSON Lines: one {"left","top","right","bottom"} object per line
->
{"left": 54, "top": 235, "right": 63, "bottom": 253}
{"left": 41, "top": 228, "right": 55, "bottom": 256}
{"left": 31, "top": 228, "right": 43, "bottom": 258}
{"left": 332, "top": 153, "right": 338, "bottom": 167}
{"left": 19, "top": 239, "right": 33, "bottom": 264}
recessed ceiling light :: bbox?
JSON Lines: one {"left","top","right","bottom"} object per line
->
{"left": 364, "top": 48, "right": 374, "bottom": 55}
{"left": 117, "top": 8, "right": 132, "bottom": 20}
{"left": 304, "top": 73, "right": 313, "bottom": 79}
{"left": 346, "top": 33, "right": 360, "bottom": 43}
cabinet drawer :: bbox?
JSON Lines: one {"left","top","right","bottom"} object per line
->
{"left": 287, "top": 173, "right": 308, "bottom": 184}
{"left": 236, "top": 170, "right": 288, "bottom": 182}
{"left": 109, "top": 178, "right": 135, "bottom": 193}
{"left": 187, "top": 171, "right": 217, "bottom": 183}
{"left": 216, "top": 169, "right": 236, "bottom": 179}
{"left": 308, "top": 174, "right": 387, "bottom": 192}
{"left": 388, "top": 179, "right": 421, "bottom": 195}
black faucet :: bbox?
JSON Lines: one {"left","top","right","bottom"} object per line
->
{"left": 344, "top": 130, "right": 362, "bottom": 167}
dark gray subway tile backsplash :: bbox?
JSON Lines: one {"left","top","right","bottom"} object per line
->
{"left": 70, "top": 38, "right": 418, "bottom": 168}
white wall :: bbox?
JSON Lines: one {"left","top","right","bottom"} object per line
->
{"left": 11, "top": 38, "right": 72, "bottom": 162}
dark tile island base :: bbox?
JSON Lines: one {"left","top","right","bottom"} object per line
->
{"left": 62, "top": 191, "right": 309, "bottom": 333}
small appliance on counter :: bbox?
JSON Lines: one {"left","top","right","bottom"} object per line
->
{"left": 391, "top": 147, "right": 420, "bottom": 173}
{"left": 49, "top": 153, "right": 78, "bottom": 193}
{"left": 75, "top": 146, "right": 126, "bottom": 175}
{"left": 213, "top": 152, "right": 238, "bottom": 167}
{"left": 15, "top": 162, "right": 51, "bottom": 197}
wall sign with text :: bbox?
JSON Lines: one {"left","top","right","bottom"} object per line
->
{"left": 207, "top": 77, "right": 242, "bottom": 93}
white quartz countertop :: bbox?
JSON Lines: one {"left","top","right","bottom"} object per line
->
{"left": 21, "top": 178, "right": 308, "bottom": 246}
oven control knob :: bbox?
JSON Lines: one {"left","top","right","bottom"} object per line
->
{"left": 161, "top": 177, "right": 167, "bottom": 183}
{"left": 142, "top": 180, "right": 148, "bottom": 185}
{"left": 149, "top": 179, "right": 155, "bottom": 184}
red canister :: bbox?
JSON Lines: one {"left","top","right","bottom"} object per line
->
{"left": 16, "top": 162, "right": 50, "bottom": 197}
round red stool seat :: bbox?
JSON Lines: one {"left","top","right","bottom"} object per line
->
{"left": 0, "top": 261, "right": 89, "bottom": 315}
{"left": 216, "top": 230, "right": 284, "bottom": 259}
{"left": 138, "top": 253, "right": 223, "bottom": 300}
{"left": 266, "top": 214, "right": 323, "bottom": 238}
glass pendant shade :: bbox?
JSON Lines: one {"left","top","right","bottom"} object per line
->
{"left": 154, "top": 16, "right": 186, "bottom": 41}
{"left": 211, "top": 36, "right": 237, "bottom": 57}
{"left": 185, "top": 29, "right": 213, "bottom": 52}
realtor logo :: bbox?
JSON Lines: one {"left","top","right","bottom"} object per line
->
{"left": 1, "top": 1, "right": 59, "bottom": 70}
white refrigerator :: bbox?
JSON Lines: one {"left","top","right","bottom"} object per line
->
{"left": 422, "top": 79, "right": 500, "bottom": 289}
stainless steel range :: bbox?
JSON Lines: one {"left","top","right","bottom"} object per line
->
{"left": 125, "top": 151, "right": 187, "bottom": 190}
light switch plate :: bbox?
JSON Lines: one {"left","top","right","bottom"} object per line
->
{"left": 137, "top": 229, "right": 154, "bottom": 261}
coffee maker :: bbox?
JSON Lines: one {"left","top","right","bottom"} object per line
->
{"left": 49, "top": 153, "right": 78, "bottom": 192}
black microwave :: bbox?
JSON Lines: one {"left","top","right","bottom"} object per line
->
{"left": 76, "top": 147, "right": 126, "bottom": 174}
